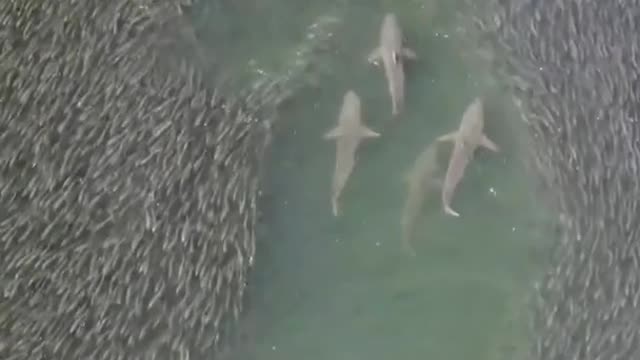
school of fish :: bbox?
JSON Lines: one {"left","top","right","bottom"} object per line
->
{"left": 0, "top": 1, "right": 343, "bottom": 359}
{"left": 466, "top": 0, "right": 640, "bottom": 359}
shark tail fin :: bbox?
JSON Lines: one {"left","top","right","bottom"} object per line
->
{"left": 444, "top": 205, "right": 460, "bottom": 217}
{"left": 402, "top": 237, "right": 417, "bottom": 257}
{"left": 400, "top": 217, "right": 417, "bottom": 257}
{"left": 392, "top": 104, "right": 399, "bottom": 117}
{"left": 331, "top": 196, "right": 340, "bottom": 217}
{"left": 323, "top": 126, "right": 343, "bottom": 140}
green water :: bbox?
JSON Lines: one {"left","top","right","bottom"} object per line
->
{"left": 194, "top": 1, "right": 556, "bottom": 359}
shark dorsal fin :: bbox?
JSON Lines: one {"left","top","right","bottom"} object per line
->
{"left": 392, "top": 51, "right": 400, "bottom": 65}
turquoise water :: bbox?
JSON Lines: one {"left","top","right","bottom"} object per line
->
{"left": 194, "top": 1, "right": 556, "bottom": 359}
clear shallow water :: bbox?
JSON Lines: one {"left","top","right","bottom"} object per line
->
{"left": 193, "top": 1, "right": 556, "bottom": 359}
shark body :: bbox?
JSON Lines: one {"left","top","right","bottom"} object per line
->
{"left": 368, "top": 13, "right": 417, "bottom": 117}
{"left": 437, "top": 98, "right": 499, "bottom": 217}
{"left": 401, "top": 141, "right": 442, "bottom": 255}
{"left": 324, "top": 90, "right": 380, "bottom": 216}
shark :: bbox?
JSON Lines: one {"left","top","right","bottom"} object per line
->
{"left": 401, "top": 141, "right": 442, "bottom": 255}
{"left": 368, "top": 13, "right": 417, "bottom": 117}
{"left": 437, "top": 98, "right": 500, "bottom": 217}
{"left": 324, "top": 90, "right": 380, "bottom": 216}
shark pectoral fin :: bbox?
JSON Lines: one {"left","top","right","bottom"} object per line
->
{"left": 480, "top": 134, "right": 500, "bottom": 152}
{"left": 436, "top": 131, "right": 458, "bottom": 143}
{"left": 360, "top": 125, "right": 380, "bottom": 138}
{"left": 402, "top": 47, "right": 417, "bottom": 60}
{"left": 323, "top": 126, "right": 343, "bottom": 140}
{"left": 367, "top": 47, "right": 382, "bottom": 65}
